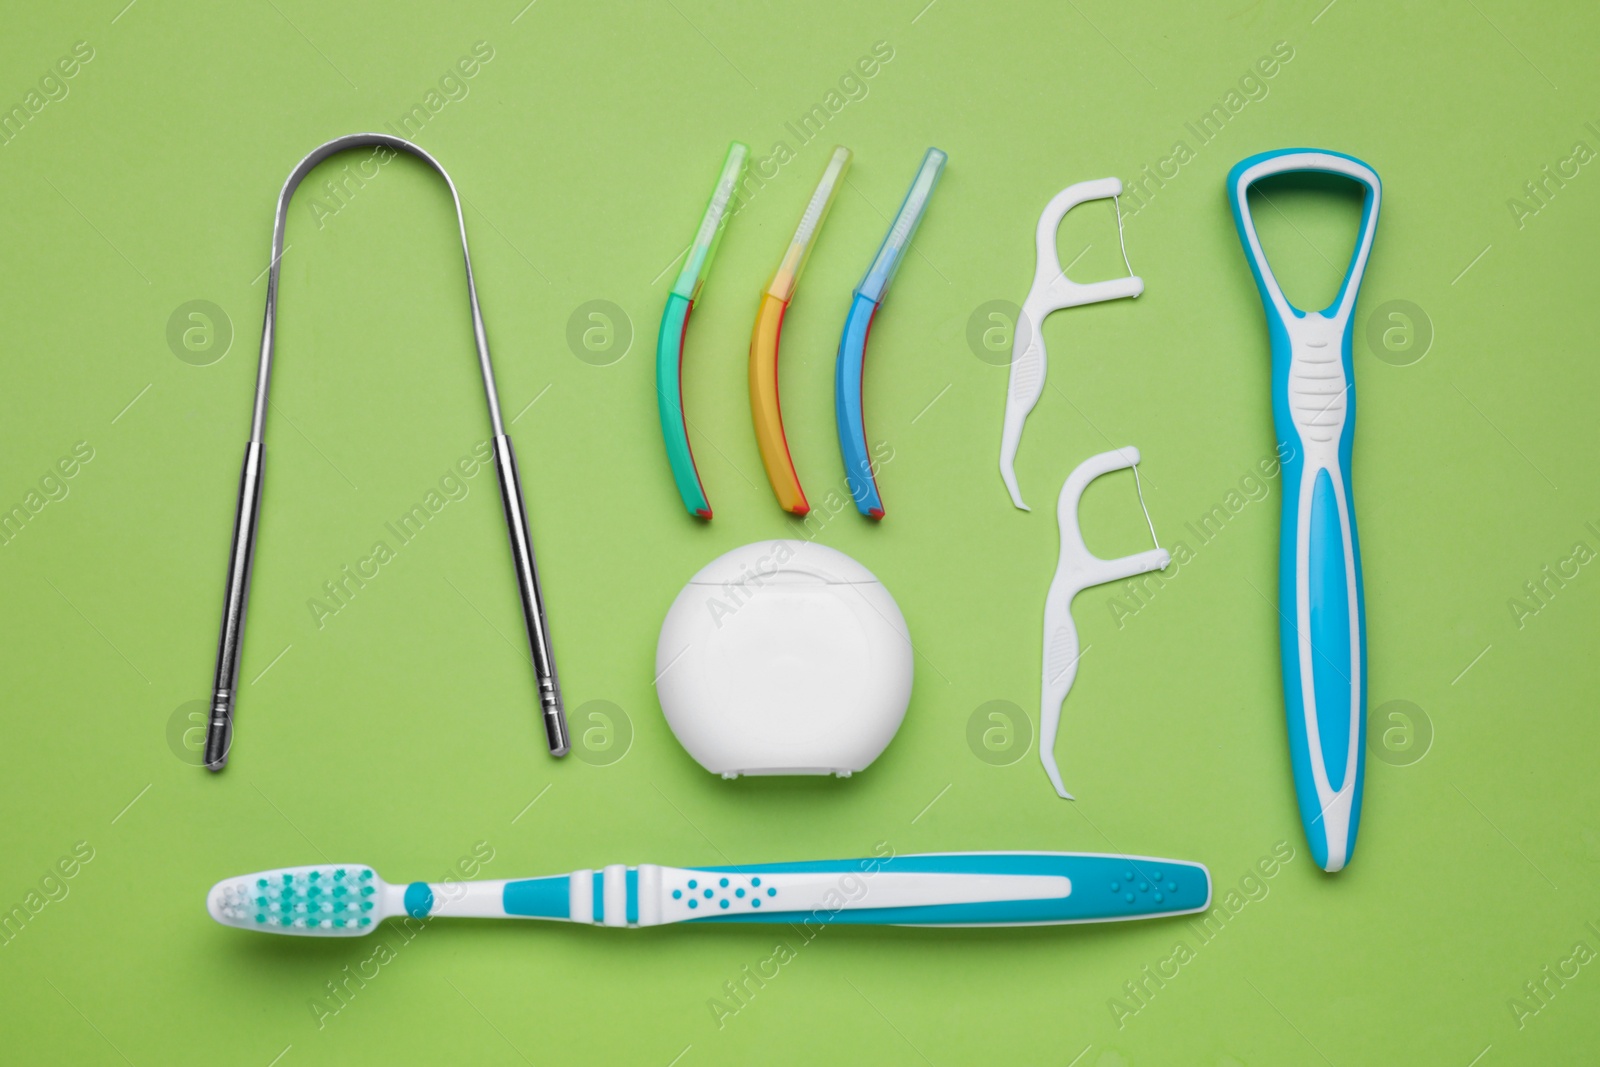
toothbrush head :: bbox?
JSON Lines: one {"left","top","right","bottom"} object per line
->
{"left": 207, "top": 864, "right": 389, "bottom": 936}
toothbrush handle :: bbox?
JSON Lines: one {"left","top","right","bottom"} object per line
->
{"left": 479, "top": 853, "right": 1210, "bottom": 928}
{"left": 205, "top": 441, "right": 264, "bottom": 772}
{"left": 490, "top": 434, "right": 569, "bottom": 757}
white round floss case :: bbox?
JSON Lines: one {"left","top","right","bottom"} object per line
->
{"left": 654, "top": 540, "right": 914, "bottom": 778}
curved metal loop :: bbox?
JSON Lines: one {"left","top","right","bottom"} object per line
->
{"left": 249, "top": 132, "right": 505, "bottom": 441}
{"left": 205, "top": 135, "right": 569, "bottom": 772}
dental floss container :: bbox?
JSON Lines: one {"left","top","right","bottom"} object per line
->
{"left": 654, "top": 540, "right": 913, "bottom": 778}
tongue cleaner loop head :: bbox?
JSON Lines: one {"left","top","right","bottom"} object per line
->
{"left": 1227, "top": 149, "right": 1382, "bottom": 326}
{"left": 1000, "top": 179, "right": 1145, "bottom": 510}
{"left": 1040, "top": 448, "right": 1171, "bottom": 799}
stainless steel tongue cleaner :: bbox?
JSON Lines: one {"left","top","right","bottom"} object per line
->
{"left": 203, "top": 133, "right": 570, "bottom": 771}
{"left": 999, "top": 179, "right": 1143, "bottom": 510}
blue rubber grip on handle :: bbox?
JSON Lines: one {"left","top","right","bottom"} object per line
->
{"left": 1276, "top": 384, "right": 1369, "bottom": 874}
{"left": 1227, "top": 148, "right": 1380, "bottom": 873}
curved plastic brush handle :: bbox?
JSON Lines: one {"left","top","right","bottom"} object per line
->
{"left": 656, "top": 143, "right": 748, "bottom": 519}
{"left": 1000, "top": 178, "right": 1143, "bottom": 510}
{"left": 656, "top": 293, "right": 711, "bottom": 518}
{"left": 749, "top": 293, "right": 808, "bottom": 513}
{"left": 835, "top": 291, "right": 884, "bottom": 517}
{"left": 1227, "top": 148, "right": 1380, "bottom": 873}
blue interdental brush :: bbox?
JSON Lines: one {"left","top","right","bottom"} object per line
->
{"left": 208, "top": 852, "right": 1210, "bottom": 934}
{"left": 834, "top": 147, "right": 946, "bottom": 519}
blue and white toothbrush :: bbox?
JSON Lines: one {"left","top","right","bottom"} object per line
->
{"left": 1227, "top": 148, "right": 1381, "bottom": 873}
{"left": 208, "top": 852, "right": 1210, "bottom": 934}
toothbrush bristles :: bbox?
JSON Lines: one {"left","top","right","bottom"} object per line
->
{"left": 210, "top": 865, "right": 379, "bottom": 936}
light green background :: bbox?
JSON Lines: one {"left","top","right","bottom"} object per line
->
{"left": 1, "top": 1, "right": 1596, "bottom": 1063}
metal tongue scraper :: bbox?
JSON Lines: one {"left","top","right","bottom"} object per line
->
{"left": 1041, "top": 448, "right": 1169, "bottom": 799}
{"left": 1226, "top": 148, "right": 1381, "bottom": 872}
{"left": 204, "top": 134, "right": 570, "bottom": 771}
{"left": 1000, "top": 179, "right": 1143, "bottom": 510}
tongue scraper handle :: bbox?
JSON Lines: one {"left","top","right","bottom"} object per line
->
{"left": 1000, "top": 179, "right": 1144, "bottom": 511}
{"left": 835, "top": 147, "right": 946, "bottom": 520}
{"left": 656, "top": 142, "right": 749, "bottom": 520}
{"left": 1227, "top": 148, "right": 1380, "bottom": 873}
{"left": 1041, "top": 447, "right": 1169, "bottom": 799}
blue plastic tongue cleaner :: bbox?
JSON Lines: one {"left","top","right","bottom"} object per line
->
{"left": 1226, "top": 148, "right": 1381, "bottom": 873}
{"left": 1040, "top": 448, "right": 1170, "bottom": 799}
